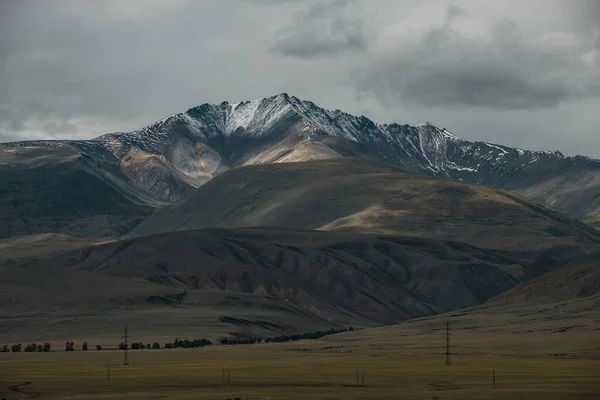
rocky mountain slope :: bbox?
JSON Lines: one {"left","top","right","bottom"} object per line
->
{"left": 1, "top": 93, "right": 600, "bottom": 240}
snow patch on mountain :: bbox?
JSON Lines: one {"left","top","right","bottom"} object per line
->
{"left": 225, "top": 100, "right": 262, "bottom": 134}
{"left": 484, "top": 143, "right": 510, "bottom": 156}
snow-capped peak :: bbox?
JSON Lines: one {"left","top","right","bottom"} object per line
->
{"left": 224, "top": 94, "right": 295, "bottom": 136}
{"left": 14, "top": 92, "right": 600, "bottom": 213}
{"left": 95, "top": 93, "right": 591, "bottom": 180}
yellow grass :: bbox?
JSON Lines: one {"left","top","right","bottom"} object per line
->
{"left": 2, "top": 296, "right": 599, "bottom": 399}
{"left": 2, "top": 336, "right": 599, "bottom": 399}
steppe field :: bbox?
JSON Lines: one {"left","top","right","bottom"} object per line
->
{"left": 2, "top": 299, "right": 599, "bottom": 400}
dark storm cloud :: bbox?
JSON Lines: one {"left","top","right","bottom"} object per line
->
{"left": 269, "top": 0, "right": 369, "bottom": 59}
{"left": 354, "top": 6, "right": 599, "bottom": 110}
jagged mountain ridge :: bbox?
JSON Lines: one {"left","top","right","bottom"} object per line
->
{"left": 95, "top": 93, "right": 600, "bottom": 218}
{"left": 1, "top": 93, "right": 600, "bottom": 233}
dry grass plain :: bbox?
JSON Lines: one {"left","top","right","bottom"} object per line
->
{"left": 1, "top": 348, "right": 598, "bottom": 400}
{"left": 1, "top": 340, "right": 598, "bottom": 400}
{"left": 2, "top": 297, "right": 599, "bottom": 400}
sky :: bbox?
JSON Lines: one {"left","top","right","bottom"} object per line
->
{"left": 1, "top": 0, "right": 599, "bottom": 157}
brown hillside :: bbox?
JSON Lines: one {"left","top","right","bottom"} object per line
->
{"left": 490, "top": 250, "right": 600, "bottom": 303}
{"left": 132, "top": 158, "right": 600, "bottom": 251}
{"left": 0, "top": 227, "right": 581, "bottom": 343}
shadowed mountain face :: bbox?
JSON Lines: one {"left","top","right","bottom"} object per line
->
{"left": 490, "top": 250, "right": 600, "bottom": 303}
{"left": 0, "top": 227, "right": 586, "bottom": 342}
{"left": 0, "top": 141, "right": 155, "bottom": 239}
{"left": 1, "top": 93, "right": 600, "bottom": 240}
{"left": 132, "top": 158, "right": 600, "bottom": 252}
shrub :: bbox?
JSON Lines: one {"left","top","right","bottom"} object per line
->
{"left": 161, "top": 338, "right": 213, "bottom": 349}
{"left": 24, "top": 343, "right": 37, "bottom": 352}
{"left": 172, "top": 338, "right": 212, "bottom": 349}
{"left": 220, "top": 337, "right": 261, "bottom": 345}
{"left": 219, "top": 327, "right": 351, "bottom": 346}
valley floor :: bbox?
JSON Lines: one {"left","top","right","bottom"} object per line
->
{"left": 2, "top": 297, "right": 599, "bottom": 400}
{"left": 1, "top": 343, "right": 598, "bottom": 400}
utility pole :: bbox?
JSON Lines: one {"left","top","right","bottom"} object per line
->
{"left": 123, "top": 325, "right": 129, "bottom": 366}
{"left": 445, "top": 321, "right": 451, "bottom": 366}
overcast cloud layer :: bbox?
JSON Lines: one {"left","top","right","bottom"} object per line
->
{"left": 1, "top": 0, "right": 599, "bottom": 157}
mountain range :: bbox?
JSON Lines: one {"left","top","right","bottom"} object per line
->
{"left": 1, "top": 93, "right": 599, "bottom": 343}
{"left": 1, "top": 93, "right": 600, "bottom": 239}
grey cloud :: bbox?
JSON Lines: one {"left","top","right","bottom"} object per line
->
{"left": 354, "top": 6, "right": 599, "bottom": 110}
{"left": 569, "top": 0, "right": 600, "bottom": 51}
{"left": 444, "top": 5, "right": 467, "bottom": 26}
{"left": 269, "top": 0, "right": 369, "bottom": 59}
{"left": 248, "top": 0, "right": 313, "bottom": 4}
{"left": 566, "top": 0, "right": 600, "bottom": 32}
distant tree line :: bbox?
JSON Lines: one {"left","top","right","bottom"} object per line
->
{"left": 2, "top": 327, "right": 354, "bottom": 353}
{"left": 1, "top": 343, "right": 52, "bottom": 352}
{"left": 220, "top": 327, "right": 354, "bottom": 345}
{"left": 116, "top": 339, "right": 212, "bottom": 350}
{"left": 0, "top": 342, "right": 107, "bottom": 352}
